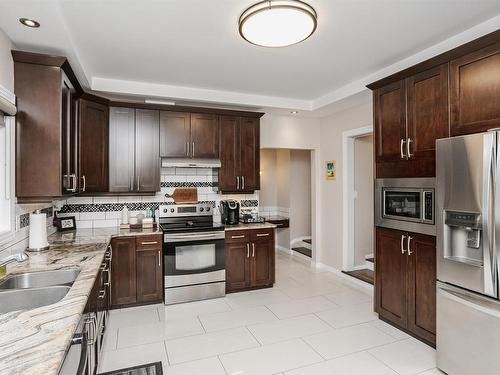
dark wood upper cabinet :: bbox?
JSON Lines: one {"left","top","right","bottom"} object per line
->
{"left": 14, "top": 52, "right": 80, "bottom": 201}
{"left": 407, "top": 233, "right": 436, "bottom": 344}
{"left": 160, "top": 111, "right": 190, "bottom": 158}
{"left": 191, "top": 113, "right": 219, "bottom": 159}
{"left": 218, "top": 116, "right": 260, "bottom": 193}
{"left": 111, "top": 237, "right": 137, "bottom": 307}
{"left": 219, "top": 116, "right": 240, "bottom": 191}
{"left": 407, "top": 64, "right": 449, "bottom": 176}
{"left": 375, "top": 65, "right": 449, "bottom": 178}
{"left": 109, "top": 107, "right": 160, "bottom": 193}
{"left": 375, "top": 227, "right": 408, "bottom": 328}
{"left": 78, "top": 98, "right": 109, "bottom": 193}
{"left": 451, "top": 41, "right": 500, "bottom": 135}
{"left": 374, "top": 80, "right": 407, "bottom": 164}
{"left": 135, "top": 109, "right": 160, "bottom": 192}
{"left": 109, "top": 107, "right": 135, "bottom": 193}
{"left": 375, "top": 227, "right": 436, "bottom": 346}
{"left": 239, "top": 118, "right": 260, "bottom": 192}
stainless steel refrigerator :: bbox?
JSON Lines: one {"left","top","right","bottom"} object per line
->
{"left": 436, "top": 131, "right": 500, "bottom": 375}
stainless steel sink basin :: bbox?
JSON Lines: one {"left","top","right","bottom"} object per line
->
{"left": 0, "top": 286, "right": 71, "bottom": 314}
{"left": 0, "top": 268, "right": 80, "bottom": 289}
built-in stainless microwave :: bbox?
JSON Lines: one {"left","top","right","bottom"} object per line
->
{"left": 375, "top": 178, "right": 436, "bottom": 236}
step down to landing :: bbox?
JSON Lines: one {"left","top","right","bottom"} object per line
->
{"left": 292, "top": 247, "right": 312, "bottom": 258}
{"left": 342, "top": 269, "right": 374, "bottom": 285}
{"left": 303, "top": 239, "right": 312, "bottom": 245}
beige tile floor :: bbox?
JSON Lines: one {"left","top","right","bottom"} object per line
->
{"left": 99, "top": 252, "right": 442, "bottom": 375}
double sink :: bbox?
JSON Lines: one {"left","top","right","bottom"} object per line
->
{"left": 0, "top": 268, "right": 80, "bottom": 314}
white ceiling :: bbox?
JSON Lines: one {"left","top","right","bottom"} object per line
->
{"left": 1, "top": 0, "right": 500, "bottom": 115}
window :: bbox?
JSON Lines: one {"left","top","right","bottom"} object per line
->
{"left": 0, "top": 113, "right": 15, "bottom": 245}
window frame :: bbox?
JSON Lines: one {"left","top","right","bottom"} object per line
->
{"left": 0, "top": 113, "right": 16, "bottom": 246}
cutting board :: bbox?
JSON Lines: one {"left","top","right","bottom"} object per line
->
{"left": 164, "top": 188, "right": 198, "bottom": 204}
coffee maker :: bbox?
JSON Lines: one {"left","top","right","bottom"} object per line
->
{"left": 219, "top": 200, "right": 240, "bottom": 225}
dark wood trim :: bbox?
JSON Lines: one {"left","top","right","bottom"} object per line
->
{"left": 110, "top": 100, "right": 265, "bottom": 118}
{"left": 367, "top": 29, "right": 500, "bottom": 90}
{"left": 80, "top": 92, "right": 110, "bottom": 106}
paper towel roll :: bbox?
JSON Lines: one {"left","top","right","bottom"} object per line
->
{"left": 28, "top": 211, "right": 49, "bottom": 251}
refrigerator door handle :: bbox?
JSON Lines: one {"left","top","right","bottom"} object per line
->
{"left": 438, "top": 282, "right": 500, "bottom": 318}
{"left": 482, "top": 133, "right": 496, "bottom": 297}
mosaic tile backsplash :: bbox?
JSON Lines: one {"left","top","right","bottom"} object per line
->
{"left": 58, "top": 167, "right": 259, "bottom": 229}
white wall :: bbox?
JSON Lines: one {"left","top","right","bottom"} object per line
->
{"left": 289, "top": 149, "right": 311, "bottom": 243}
{"left": 354, "top": 134, "right": 374, "bottom": 266}
{"left": 318, "top": 100, "right": 373, "bottom": 269}
{"left": 260, "top": 114, "right": 321, "bottom": 150}
{"left": 0, "top": 28, "right": 14, "bottom": 93}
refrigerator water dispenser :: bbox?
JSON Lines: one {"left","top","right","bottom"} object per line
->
{"left": 443, "top": 210, "right": 482, "bottom": 266}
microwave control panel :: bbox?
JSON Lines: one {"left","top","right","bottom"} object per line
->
{"left": 423, "top": 190, "right": 434, "bottom": 223}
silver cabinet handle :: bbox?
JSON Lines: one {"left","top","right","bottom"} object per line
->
{"left": 242, "top": 176, "right": 245, "bottom": 190}
{"left": 256, "top": 233, "right": 269, "bottom": 237}
{"left": 401, "top": 234, "right": 407, "bottom": 254}
{"left": 407, "top": 236, "right": 413, "bottom": 256}
{"left": 130, "top": 175, "right": 134, "bottom": 191}
{"left": 137, "top": 175, "right": 140, "bottom": 191}
{"left": 246, "top": 243, "right": 250, "bottom": 258}
{"left": 192, "top": 142, "right": 195, "bottom": 158}
{"left": 66, "top": 174, "right": 77, "bottom": 192}
{"left": 232, "top": 235, "right": 245, "bottom": 239}
{"left": 98, "top": 290, "right": 106, "bottom": 299}
{"left": 400, "top": 139, "right": 407, "bottom": 160}
{"left": 158, "top": 250, "right": 161, "bottom": 267}
{"left": 406, "top": 138, "right": 413, "bottom": 159}
{"left": 252, "top": 243, "right": 255, "bottom": 257}
{"left": 186, "top": 142, "right": 189, "bottom": 157}
{"left": 237, "top": 176, "right": 240, "bottom": 190}
{"left": 81, "top": 175, "right": 86, "bottom": 192}
{"left": 141, "top": 241, "right": 158, "bottom": 245}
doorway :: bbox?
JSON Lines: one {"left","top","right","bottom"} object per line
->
{"left": 260, "top": 148, "right": 313, "bottom": 260}
{"left": 342, "top": 126, "right": 374, "bottom": 284}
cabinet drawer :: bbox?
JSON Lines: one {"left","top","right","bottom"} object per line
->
{"left": 135, "top": 235, "right": 162, "bottom": 249}
{"left": 225, "top": 231, "right": 250, "bottom": 243}
{"left": 250, "top": 229, "right": 274, "bottom": 241}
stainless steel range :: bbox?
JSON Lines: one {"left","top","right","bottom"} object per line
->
{"left": 159, "top": 203, "right": 225, "bottom": 305}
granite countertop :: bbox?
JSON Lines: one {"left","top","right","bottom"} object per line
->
{"left": 0, "top": 227, "right": 161, "bottom": 375}
{"left": 224, "top": 222, "right": 277, "bottom": 231}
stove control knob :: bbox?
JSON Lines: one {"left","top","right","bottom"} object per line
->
{"left": 163, "top": 209, "right": 168, "bottom": 213}
{"left": 170, "top": 208, "right": 175, "bottom": 213}
{"left": 207, "top": 207, "right": 210, "bottom": 211}
{"left": 200, "top": 207, "right": 204, "bottom": 212}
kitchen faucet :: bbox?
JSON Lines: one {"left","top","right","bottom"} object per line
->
{"left": 0, "top": 252, "right": 28, "bottom": 267}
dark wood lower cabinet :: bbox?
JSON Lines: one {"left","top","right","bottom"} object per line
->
{"left": 111, "top": 235, "right": 163, "bottom": 308}
{"left": 225, "top": 229, "right": 275, "bottom": 293}
{"left": 375, "top": 227, "right": 436, "bottom": 346}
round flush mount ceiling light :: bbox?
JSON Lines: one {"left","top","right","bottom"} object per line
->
{"left": 239, "top": 0, "right": 317, "bottom": 48}
{"left": 19, "top": 18, "right": 40, "bottom": 28}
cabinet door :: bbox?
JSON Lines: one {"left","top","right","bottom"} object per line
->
{"left": 136, "top": 248, "right": 163, "bottom": 303}
{"left": 111, "top": 237, "right": 137, "bottom": 306}
{"left": 225, "top": 241, "right": 251, "bottom": 292}
{"left": 239, "top": 118, "right": 260, "bottom": 192}
{"left": 407, "top": 233, "right": 436, "bottom": 345}
{"left": 160, "top": 111, "right": 190, "bottom": 158}
{"left": 109, "top": 107, "right": 135, "bottom": 192}
{"left": 250, "top": 230, "right": 274, "bottom": 287}
{"left": 219, "top": 116, "right": 240, "bottom": 192}
{"left": 451, "top": 41, "right": 500, "bottom": 135}
{"left": 375, "top": 227, "right": 408, "bottom": 328}
{"left": 61, "top": 73, "right": 78, "bottom": 195}
{"left": 191, "top": 113, "right": 219, "bottom": 158}
{"left": 135, "top": 109, "right": 160, "bottom": 192}
{"left": 79, "top": 99, "right": 109, "bottom": 192}
{"left": 374, "top": 81, "right": 410, "bottom": 177}
{"left": 407, "top": 64, "right": 449, "bottom": 177}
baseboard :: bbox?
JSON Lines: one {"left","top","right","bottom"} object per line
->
{"left": 315, "top": 262, "right": 374, "bottom": 292}
{"left": 276, "top": 246, "right": 312, "bottom": 265}
{"left": 276, "top": 245, "right": 292, "bottom": 254}
{"left": 290, "top": 236, "right": 312, "bottom": 247}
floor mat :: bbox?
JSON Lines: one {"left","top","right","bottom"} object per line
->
{"left": 98, "top": 362, "right": 163, "bottom": 375}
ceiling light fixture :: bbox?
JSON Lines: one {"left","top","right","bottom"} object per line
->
{"left": 145, "top": 99, "right": 176, "bottom": 106}
{"left": 19, "top": 18, "right": 40, "bottom": 28}
{"left": 239, "top": 0, "right": 317, "bottom": 48}
{"left": 291, "top": 111, "right": 299, "bottom": 114}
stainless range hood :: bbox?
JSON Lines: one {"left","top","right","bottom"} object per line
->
{"left": 161, "top": 158, "right": 221, "bottom": 168}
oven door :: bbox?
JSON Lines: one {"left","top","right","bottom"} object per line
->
{"left": 164, "top": 231, "right": 225, "bottom": 288}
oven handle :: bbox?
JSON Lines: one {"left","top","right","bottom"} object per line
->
{"left": 165, "top": 232, "right": 225, "bottom": 243}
